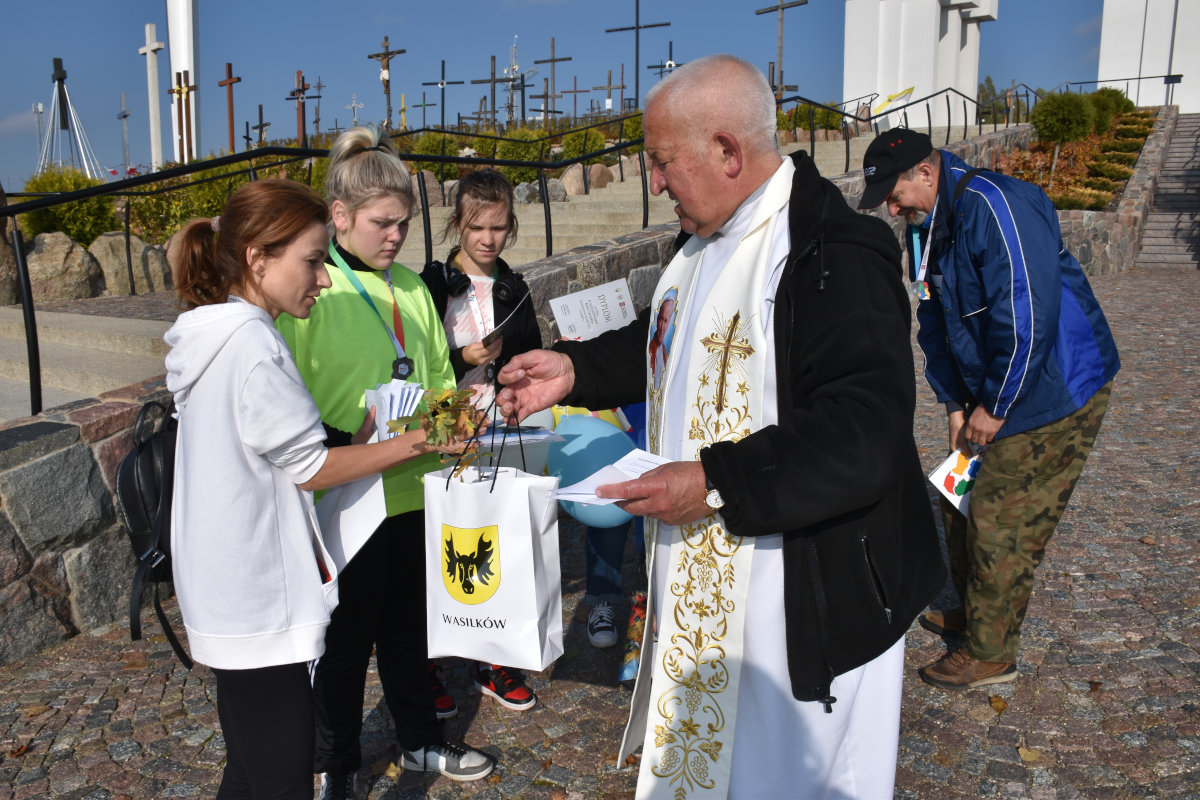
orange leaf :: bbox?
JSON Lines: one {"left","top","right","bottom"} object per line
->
{"left": 989, "top": 695, "right": 1009, "bottom": 714}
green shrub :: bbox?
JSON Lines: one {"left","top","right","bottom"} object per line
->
{"left": 1101, "top": 139, "right": 1144, "bottom": 153}
{"left": 794, "top": 101, "right": 845, "bottom": 131}
{"left": 1113, "top": 124, "right": 1151, "bottom": 139}
{"left": 621, "top": 115, "right": 643, "bottom": 153}
{"left": 560, "top": 129, "right": 606, "bottom": 166}
{"left": 1081, "top": 176, "right": 1121, "bottom": 193}
{"left": 1099, "top": 151, "right": 1138, "bottom": 166}
{"left": 471, "top": 131, "right": 502, "bottom": 161}
{"left": 1049, "top": 187, "right": 1112, "bottom": 210}
{"left": 20, "top": 166, "right": 118, "bottom": 246}
{"left": 1087, "top": 161, "right": 1134, "bottom": 181}
{"left": 495, "top": 128, "right": 544, "bottom": 184}
{"left": 412, "top": 132, "right": 461, "bottom": 182}
{"left": 1031, "top": 92, "right": 1095, "bottom": 146}
{"left": 1087, "top": 87, "right": 1134, "bottom": 134}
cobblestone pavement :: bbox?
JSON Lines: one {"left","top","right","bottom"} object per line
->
{"left": 2, "top": 266, "right": 1198, "bottom": 799}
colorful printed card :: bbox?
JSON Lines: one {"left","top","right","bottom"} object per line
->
{"left": 930, "top": 448, "right": 982, "bottom": 514}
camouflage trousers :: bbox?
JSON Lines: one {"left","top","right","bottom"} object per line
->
{"left": 943, "top": 381, "right": 1113, "bottom": 663}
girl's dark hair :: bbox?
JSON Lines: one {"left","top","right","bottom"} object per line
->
{"left": 440, "top": 168, "right": 518, "bottom": 247}
{"left": 170, "top": 179, "right": 329, "bottom": 309}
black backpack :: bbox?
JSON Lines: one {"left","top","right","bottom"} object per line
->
{"left": 115, "top": 400, "right": 192, "bottom": 668}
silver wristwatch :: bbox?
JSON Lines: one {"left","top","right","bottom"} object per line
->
{"left": 704, "top": 473, "right": 725, "bottom": 510}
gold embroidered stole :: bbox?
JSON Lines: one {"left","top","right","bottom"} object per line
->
{"left": 621, "top": 161, "right": 793, "bottom": 799}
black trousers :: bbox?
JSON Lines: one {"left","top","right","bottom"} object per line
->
{"left": 212, "top": 662, "right": 314, "bottom": 800}
{"left": 312, "top": 510, "right": 437, "bottom": 774}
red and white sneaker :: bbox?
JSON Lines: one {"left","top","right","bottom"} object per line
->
{"left": 474, "top": 664, "right": 537, "bottom": 711}
{"left": 429, "top": 661, "right": 458, "bottom": 719}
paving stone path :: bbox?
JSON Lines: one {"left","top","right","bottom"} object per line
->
{"left": 0, "top": 266, "right": 1196, "bottom": 799}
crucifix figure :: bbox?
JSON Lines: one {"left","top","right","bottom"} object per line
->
{"left": 422, "top": 60, "right": 464, "bottom": 131}
{"left": 700, "top": 312, "right": 755, "bottom": 414}
{"left": 604, "top": 0, "right": 670, "bottom": 110}
{"left": 534, "top": 38, "right": 572, "bottom": 119}
{"left": 312, "top": 76, "right": 326, "bottom": 135}
{"left": 218, "top": 62, "right": 241, "bottom": 154}
{"left": 560, "top": 76, "right": 589, "bottom": 124}
{"left": 368, "top": 36, "right": 406, "bottom": 131}
{"left": 252, "top": 103, "right": 271, "bottom": 145}
{"left": 287, "top": 70, "right": 311, "bottom": 147}
{"left": 592, "top": 69, "right": 626, "bottom": 114}
{"left": 345, "top": 93, "right": 363, "bottom": 127}
{"left": 755, "top": 0, "right": 807, "bottom": 98}
{"left": 138, "top": 23, "right": 165, "bottom": 170}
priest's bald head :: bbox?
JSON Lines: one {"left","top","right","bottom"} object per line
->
{"left": 643, "top": 54, "right": 784, "bottom": 238}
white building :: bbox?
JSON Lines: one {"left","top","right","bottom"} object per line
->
{"left": 843, "top": 0, "right": 998, "bottom": 128}
{"left": 1098, "top": 0, "right": 1195, "bottom": 112}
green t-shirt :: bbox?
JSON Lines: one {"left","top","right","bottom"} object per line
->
{"left": 276, "top": 257, "right": 455, "bottom": 516}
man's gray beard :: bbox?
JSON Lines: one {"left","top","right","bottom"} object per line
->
{"left": 908, "top": 209, "right": 930, "bottom": 226}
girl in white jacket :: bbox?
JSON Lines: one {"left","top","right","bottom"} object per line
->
{"left": 164, "top": 178, "right": 469, "bottom": 800}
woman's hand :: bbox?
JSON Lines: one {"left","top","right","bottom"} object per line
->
{"left": 351, "top": 406, "right": 378, "bottom": 445}
{"left": 463, "top": 338, "right": 503, "bottom": 366}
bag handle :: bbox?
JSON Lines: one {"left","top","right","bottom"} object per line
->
{"left": 443, "top": 395, "right": 528, "bottom": 493}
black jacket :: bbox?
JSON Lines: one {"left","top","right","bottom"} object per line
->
{"left": 420, "top": 251, "right": 543, "bottom": 384}
{"left": 554, "top": 151, "right": 944, "bottom": 706}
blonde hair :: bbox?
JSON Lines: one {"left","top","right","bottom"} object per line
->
{"left": 324, "top": 123, "right": 415, "bottom": 228}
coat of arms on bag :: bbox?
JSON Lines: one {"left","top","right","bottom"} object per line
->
{"left": 442, "top": 525, "right": 500, "bottom": 604}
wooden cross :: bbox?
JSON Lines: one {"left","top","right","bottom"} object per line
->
{"left": 767, "top": 62, "right": 798, "bottom": 98}
{"left": 592, "top": 69, "right": 626, "bottom": 114}
{"left": 243, "top": 120, "right": 252, "bottom": 151}
{"left": 287, "top": 70, "right": 310, "bottom": 147}
{"left": 368, "top": 36, "right": 406, "bottom": 131}
{"left": 700, "top": 312, "right": 754, "bottom": 414}
{"left": 471, "top": 55, "right": 509, "bottom": 130}
{"left": 312, "top": 76, "right": 326, "bottom": 135}
{"left": 530, "top": 77, "right": 563, "bottom": 131}
{"left": 560, "top": 76, "right": 589, "bottom": 124}
{"left": 755, "top": 0, "right": 807, "bottom": 99}
{"left": 410, "top": 92, "right": 437, "bottom": 129}
{"left": 330, "top": 118, "right": 344, "bottom": 137}
{"left": 345, "top": 93, "right": 363, "bottom": 127}
{"left": 422, "top": 60, "right": 463, "bottom": 131}
{"left": 604, "top": 0, "right": 670, "bottom": 110}
{"left": 218, "top": 62, "right": 242, "bottom": 154}
{"left": 534, "top": 37, "right": 572, "bottom": 119}
{"left": 648, "top": 41, "right": 683, "bottom": 78}
{"left": 252, "top": 103, "right": 271, "bottom": 145}
{"left": 169, "top": 70, "right": 198, "bottom": 162}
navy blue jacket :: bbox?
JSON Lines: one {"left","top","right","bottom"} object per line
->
{"left": 912, "top": 150, "right": 1120, "bottom": 436}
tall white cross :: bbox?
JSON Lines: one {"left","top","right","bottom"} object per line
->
{"left": 138, "top": 23, "right": 165, "bottom": 170}
{"left": 345, "top": 93, "right": 363, "bottom": 127}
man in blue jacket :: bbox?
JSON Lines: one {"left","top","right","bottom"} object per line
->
{"left": 859, "top": 129, "right": 1120, "bottom": 690}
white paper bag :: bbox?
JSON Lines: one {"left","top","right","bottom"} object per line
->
{"left": 423, "top": 465, "right": 563, "bottom": 671}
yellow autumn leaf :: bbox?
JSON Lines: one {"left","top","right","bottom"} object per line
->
{"left": 989, "top": 695, "right": 1009, "bottom": 714}
{"left": 1018, "top": 746, "right": 1041, "bottom": 762}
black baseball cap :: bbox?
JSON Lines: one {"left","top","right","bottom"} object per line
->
{"left": 858, "top": 129, "right": 934, "bottom": 210}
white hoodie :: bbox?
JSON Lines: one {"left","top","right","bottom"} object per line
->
{"left": 165, "top": 301, "right": 337, "bottom": 670}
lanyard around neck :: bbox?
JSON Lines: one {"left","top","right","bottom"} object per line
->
{"left": 328, "top": 243, "right": 407, "bottom": 359}
{"left": 909, "top": 198, "right": 939, "bottom": 284}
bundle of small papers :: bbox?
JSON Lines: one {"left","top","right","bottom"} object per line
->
{"left": 364, "top": 380, "right": 424, "bottom": 440}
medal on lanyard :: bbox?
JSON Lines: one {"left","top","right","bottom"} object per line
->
{"left": 909, "top": 203, "right": 937, "bottom": 301}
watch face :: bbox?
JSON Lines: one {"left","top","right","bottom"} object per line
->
{"left": 706, "top": 489, "right": 725, "bottom": 510}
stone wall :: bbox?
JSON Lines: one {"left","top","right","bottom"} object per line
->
{"left": 0, "top": 116, "right": 1167, "bottom": 665}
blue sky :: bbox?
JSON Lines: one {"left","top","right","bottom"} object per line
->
{"left": 0, "top": 0, "right": 1103, "bottom": 189}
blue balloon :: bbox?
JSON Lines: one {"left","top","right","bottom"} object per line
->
{"left": 547, "top": 414, "right": 636, "bottom": 527}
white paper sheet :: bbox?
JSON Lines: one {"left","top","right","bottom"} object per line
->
{"left": 550, "top": 448, "right": 673, "bottom": 504}
{"left": 316, "top": 442, "right": 388, "bottom": 572}
{"left": 550, "top": 277, "right": 636, "bottom": 340}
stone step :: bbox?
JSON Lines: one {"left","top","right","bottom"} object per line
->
{"left": 1134, "top": 253, "right": 1199, "bottom": 265}
{"left": 0, "top": 335, "right": 167, "bottom": 397}
{"left": 1138, "top": 246, "right": 1200, "bottom": 255}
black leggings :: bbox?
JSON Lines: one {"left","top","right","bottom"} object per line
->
{"left": 212, "top": 662, "right": 314, "bottom": 800}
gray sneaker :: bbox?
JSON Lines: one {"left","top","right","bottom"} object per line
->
{"left": 400, "top": 741, "right": 494, "bottom": 782}
{"left": 318, "top": 771, "right": 358, "bottom": 800}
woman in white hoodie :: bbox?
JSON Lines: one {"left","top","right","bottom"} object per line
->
{"left": 164, "top": 178, "right": 469, "bottom": 800}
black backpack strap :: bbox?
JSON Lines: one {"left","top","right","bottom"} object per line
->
{"left": 153, "top": 582, "right": 193, "bottom": 669}
{"left": 953, "top": 168, "right": 987, "bottom": 208}
{"left": 129, "top": 556, "right": 153, "bottom": 642}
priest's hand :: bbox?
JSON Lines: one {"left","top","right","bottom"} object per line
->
{"left": 595, "top": 461, "right": 712, "bottom": 526}
{"left": 496, "top": 350, "right": 575, "bottom": 424}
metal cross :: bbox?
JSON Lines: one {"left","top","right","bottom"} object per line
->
{"left": 648, "top": 41, "right": 683, "bottom": 79}
{"left": 312, "top": 76, "right": 326, "bottom": 135}
{"left": 700, "top": 312, "right": 754, "bottom": 414}
{"left": 755, "top": 0, "right": 807, "bottom": 98}
{"left": 530, "top": 77, "right": 564, "bottom": 131}
{"left": 243, "top": 120, "right": 252, "bottom": 151}
{"left": 218, "top": 62, "right": 242, "bottom": 154}
{"left": 286, "top": 70, "right": 311, "bottom": 147}
{"left": 471, "top": 55, "right": 509, "bottom": 130}
{"left": 592, "top": 69, "right": 626, "bottom": 115}
{"left": 409, "top": 92, "right": 437, "bottom": 129}
{"left": 368, "top": 36, "right": 406, "bottom": 131}
{"left": 534, "top": 37, "right": 572, "bottom": 119}
{"left": 604, "top": 0, "right": 670, "bottom": 110}
{"left": 345, "top": 93, "right": 363, "bottom": 127}
{"left": 422, "top": 61, "right": 464, "bottom": 131}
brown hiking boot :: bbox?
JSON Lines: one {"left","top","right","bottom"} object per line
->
{"left": 918, "top": 607, "right": 966, "bottom": 636}
{"left": 919, "top": 649, "right": 1016, "bottom": 691}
